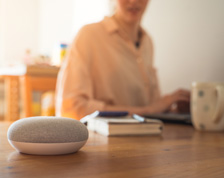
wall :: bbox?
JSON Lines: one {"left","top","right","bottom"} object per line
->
{"left": 39, "top": 0, "right": 109, "bottom": 64}
{"left": 142, "top": 0, "right": 224, "bottom": 94}
{"left": 38, "top": 0, "right": 74, "bottom": 56}
{"left": 72, "top": 0, "right": 110, "bottom": 36}
{"left": 0, "top": 0, "right": 39, "bottom": 66}
{"left": 0, "top": 0, "right": 6, "bottom": 65}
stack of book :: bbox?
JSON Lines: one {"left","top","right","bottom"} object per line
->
{"left": 86, "top": 113, "right": 163, "bottom": 136}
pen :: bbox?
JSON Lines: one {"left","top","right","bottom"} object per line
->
{"left": 80, "top": 111, "right": 100, "bottom": 124}
{"left": 132, "top": 114, "right": 146, "bottom": 123}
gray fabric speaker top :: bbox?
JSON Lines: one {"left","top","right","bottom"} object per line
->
{"left": 8, "top": 117, "right": 88, "bottom": 143}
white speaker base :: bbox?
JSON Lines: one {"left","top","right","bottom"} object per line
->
{"left": 8, "top": 140, "right": 87, "bottom": 155}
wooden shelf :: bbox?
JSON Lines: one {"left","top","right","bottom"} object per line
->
{"left": 0, "top": 65, "right": 59, "bottom": 121}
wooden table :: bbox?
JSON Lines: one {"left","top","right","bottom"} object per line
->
{"left": 1, "top": 122, "right": 224, "bottom": 178}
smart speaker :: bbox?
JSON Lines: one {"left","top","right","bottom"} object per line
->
{"left": 7, "top": 117, "right": 88, "bottom": 155}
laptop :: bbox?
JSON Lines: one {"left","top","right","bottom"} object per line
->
{"left": 143, "top": 113, "right": 192, "bottom": 124}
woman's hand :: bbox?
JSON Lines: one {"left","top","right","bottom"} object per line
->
{"left": 141, "top": 89, "right": 190, "bottom": 114}
{"left": 167, "top": 89, "right": 190, "bottom": 113}
{"left": 104, "top": 89, "right": 190, "bottom": 115}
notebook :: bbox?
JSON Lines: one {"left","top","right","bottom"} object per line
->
{"left": 81, "top": 111, "right": 163, "bottom": 136}
{"left": 87, "top": 116, "right": 163, "bottom": 136}
{"left": 143, "top": 113, "right": 192, "bottom": 124}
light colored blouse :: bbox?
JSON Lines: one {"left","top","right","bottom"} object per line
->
{"left": 55, "top": 16, "right": 160, "bottom": 120}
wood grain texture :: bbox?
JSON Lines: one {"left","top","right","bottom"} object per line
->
{"left": 1, "top": 122, "right": 224, "bottom": 178}
{"left": 0, "top": 76, "right": 20, "bottom": 121}
{"left": 20, "top": 75, "right": 57, "bottom": 117}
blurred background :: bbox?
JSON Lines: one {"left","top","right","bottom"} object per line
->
{"left": 0, "top": 0, "right": 224, "bottom": 121}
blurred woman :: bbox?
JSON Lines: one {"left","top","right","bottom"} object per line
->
{"left": 55, "top": 0, "right": 190, "bottom": 120}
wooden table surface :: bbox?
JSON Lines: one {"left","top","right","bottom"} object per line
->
{"left": 1, "top": 122, "right": 224, "bottom": 178}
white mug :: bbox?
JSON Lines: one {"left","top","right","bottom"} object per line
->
{"left": 191, "top": 82, "right": 224, "bottom": 131}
